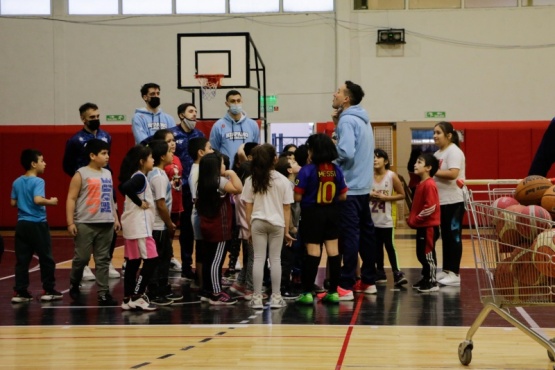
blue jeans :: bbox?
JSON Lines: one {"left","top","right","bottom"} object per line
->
{"left": 339, "top": 194, "right": 377, "bottom": 289}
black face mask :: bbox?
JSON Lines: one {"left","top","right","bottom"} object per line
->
{"left": 149, "top": 97, "right": 161, "bottom": 109}
{"left": 87, "top": 119, "right": 100, "bottom": 131}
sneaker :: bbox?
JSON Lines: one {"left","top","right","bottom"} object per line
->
{"left": 269, "top": 293, "right": 287, "bottom": 308}
{"left": 69, "top": 284, "right": 81, "bottom": 300}
{"left": 282, "top": 291, "right": 300, "bottom": 300}
{"left": 11, "top": 290, "right": 33, "bottom": 303}
{"left": 337, "top": 286, "right": 354, "bottom": 301}
{"left": 322, "top": 292, "right": 340, "bottom": 304}
{"left": 353, "top": 280, "right": 377, "bottom": 294}
{"left": 412, "top": 278, "right": 425, "bottom": 289}
{"left": 108, "top": 263, "right": 121, "bottom": 279}
{"left": 436, "top": 271, "right": 447, "bottom": 281}
{"left": 418, "top": 281, "right": 440, "bottom": 293}
{"left": 393, "top": 271, "right": 408, "bottom": 287}
{"left": 230, "top": 282, "right": 246, "bottom": 296}
{"left": 249, "top": 293, "right": 264, "bottom": 309}
{"left": 312, "top": 284, "right": 326, "bottom": 294}
{"left": 296, "top": 292, "right": 314, "bottom": 305}
{"left": 166, "top": 292, "right": 183, "bottom": 301}
{"left": 98, "top": 293, "right": 118, "bottom": 306}
{"left": 376, "top": 270, "right": 387, "bottom": 284}
{"left": 40, "top": 289, "right": 63, "bottom": 301}
{"left": 151, "top": 295, "right": 173, "bottom": 306}
{"left": 221, "top": 276, "right": 234, "bottom": 287}
{"left": 121, "top": 297, "right": 132, "bottom": 310}
{"left": 169, "top": 257, "right": 182, "bottom": 272}
{"left": 83, "top": 266, "right": 96, "bottom": 281}
{"left": 129, "top": 294, "right": 157, "bottom": 311}
{"left": 438, "top": 271, "right": 461, "bottom": 287}
{"left": 181, "top": 269, "right": 196, "bottom": 281}
{"left": 198, "top": 291, "right": 211, "bottom": 302}
{"left": 209, "top": 291, "right": 237, "bottom": 306}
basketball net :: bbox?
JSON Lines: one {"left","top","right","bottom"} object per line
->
{"left": 195, "top": 74, "right": 224, "bottom": 101}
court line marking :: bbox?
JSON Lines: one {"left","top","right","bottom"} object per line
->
{"left": 336, "top": 294, "right": 365, "bottom": 369}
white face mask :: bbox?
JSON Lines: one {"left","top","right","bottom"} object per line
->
{"left": 229, "top": 104, "right": 242, "bottom": 115}
{"left": 182, "top": 117, "right": 196, "bottom": 130}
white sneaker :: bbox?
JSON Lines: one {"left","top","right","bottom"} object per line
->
{"left": 109, "top": 263, "right": 120, "bottom": 279}
{"left": 249, "top": 293, "right": 264, "bottom": 309}
{"left": 269, "top": 293, "right": 287, "bottom": 309}
{"left": 83, "top": 266, "right": 96, "bottom": 281}
{"left": 129, "top": 295, "right": 157, "bottom": 311}
{"left": 436, "top": 271, "right": 447, "bottom": 281}
{"left": 438, "top": 271, "right": 460, "bottom": 287}
{"left": 169, "top": 257, "right": 182, "bottom": 272}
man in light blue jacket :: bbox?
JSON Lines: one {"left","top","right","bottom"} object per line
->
{"left": 132, "top": 83, "right": 176, "bottom": 144}
{"left": 332, "top": 80, "right": 377, "bottom": 300}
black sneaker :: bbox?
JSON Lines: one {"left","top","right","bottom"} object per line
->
{"left": 181, "top": 269, "right": 196, "bottom": 281}
{"left": 209, "top": 291, "right": 238, "bottom": 306}
{"left": 393, "top": 271, "right": 408, "bottom": 287}
{"left": 412, "top": 278, "right": 425, "bottom": 289}
{"left": 166, "top": 292, "right": 183, "bottom": 301}
{"left": 282, "top": 291, "right": 300, "bottom": 300}
{"left": 69, "top": 284, "right": 80, "bottom": 300}
{"left": 376, "top": 270, "right": 387, "bottom": 284}
{"left": 11, "top": 290, "right": 33, "bottom": 303}
{"left": 151, "top": 296, "right": 173, "bottom": 306}
{"left": 41, "top": 289, "right": 63, "bottom": 301}
{"left": 418, "top": 281, "right": 439, "bottom": 293}
{"left": 98, "top": 293, "right": 117, "bottom": 306}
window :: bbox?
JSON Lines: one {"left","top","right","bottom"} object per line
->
{"left": 230, "top": 0, "right": 279, "bottom": 13}
{"left": 122, "top": 0, "right": 172, "bottom": 14}
{"left": 409, "top": 0, "right": 461, "bottom": 9}
{"left": 283, "top": 0, "right": 333, "bottom": 12}
{"left": 1, "top": 0, "right": 50, "bottom": 15}
{"left": 69, "top": 0, "right": 118, "bottom": 15}
{"left": 355, "top": 0, "right": 405, "bottom": 10}
{"left": 522, "top": 0, "right": 555, "bottom": 5}
{"left": 465, "top": 0, "right": 517, "bottom": 7}
{"left": 176, "top": 0, "right": 226, "bottom": 14}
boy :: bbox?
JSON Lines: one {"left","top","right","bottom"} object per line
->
{"left": 147, "top": 140, "right": 182, "bottom": 305}
{"left": 66, "top": 139, "right": 121, "bottom": 306}
{"left": 187, "top": 137, "right": 214, "bottom": 295}
{"left": 407, "top": 153, "right": 441, "bottom": 293}
{"left": 10, "top": 149, "right": 61, "bottom": 303}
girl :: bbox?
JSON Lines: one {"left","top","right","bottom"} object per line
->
{"left": 242, "top": 144, "right": 295, "bottom": 309}
{"left": 293, "top": 134, "right": 347, "bottom": 304}
{"left": 370, "top": 149, "right": 407, "bottom": 286}
{"left": 433, "top": 121, "right": 466, "bottom": 287}
{"left": 196, "top": 151, "right": 242, "bottom": 305}
{"left": 153, "top": 129, "right": 184, "bottom": 273}
{"left": 118, "top": 145, "right": 157, "bottom": 311}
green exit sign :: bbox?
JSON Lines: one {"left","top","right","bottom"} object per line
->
{"left": 106, "top": 114, "right": 126, "bottom": 122}
{"left": 426, "top": 111, "right": 446, "bottom": 119}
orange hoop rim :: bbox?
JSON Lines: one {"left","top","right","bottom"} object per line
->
{"left": 195, "top": 74, "right": 225, "bottom": 87}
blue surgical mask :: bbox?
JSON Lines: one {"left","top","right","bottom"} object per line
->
{"left": 229, "top": 104, "right": 242, "bottom": 115}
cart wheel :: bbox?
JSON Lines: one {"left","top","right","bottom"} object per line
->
{"left": 548, "top": 337, "right": 555, "bottom": 362}
{"left": 458, "top": 341, "right": 473, "bottom": 366}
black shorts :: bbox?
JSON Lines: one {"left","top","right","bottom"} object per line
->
{"left": 299, "top": 204, "right": 340, "bottom": 244}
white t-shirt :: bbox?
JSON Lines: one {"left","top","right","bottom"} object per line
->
{"left": 188, "top": 163, "right": 199, "bottom": 201}
{"left": 148, "top": 167, "right": 172, "bottom": 231}
{"left": 371, "top": 170, "right": 396, "bottom": 228}
{"left": 241, "top": 170, "right": 294, "bottom": 227}
{"left": 434, "top": 143, "right": 465, "bottom": 205}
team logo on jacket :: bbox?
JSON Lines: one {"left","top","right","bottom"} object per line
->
{"left": 225, "top": 132, "right": 249, "bottom": 140}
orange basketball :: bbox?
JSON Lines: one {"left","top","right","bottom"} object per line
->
{"left": 541, "top": 185, "right": 555, "bottom": 218}
{"left": 510, "top": 248, "right": 543, "bottom": 286}
{"left": 514, "top": 175, "right": 552, "bottom": 206}
{"left": 516, "top": 205, "right": 552, "bottom": 240}
{"left": 531, "top": 229, "right": 555, "bottom": 278}
{"left": 490, "top": 196, "right": 520, "bottom": 227}
{"left": 494, "top": 257, "right": 517, "bottom": 301}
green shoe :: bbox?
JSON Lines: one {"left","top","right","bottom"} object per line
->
{"left": 296, "top": 292, "right": 314, "bottom": 305}
{"left": 322, "top": 292, "right": 339, "bottom": 304}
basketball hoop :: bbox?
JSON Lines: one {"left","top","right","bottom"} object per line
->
{"left": 195, "top": 74, "right": 224, "bottom": 101}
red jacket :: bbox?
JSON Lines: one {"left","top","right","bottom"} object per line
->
{"left": 407, "top": 177, "right": 440, "bottom": 228}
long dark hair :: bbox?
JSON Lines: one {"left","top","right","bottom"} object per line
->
{"left": 251, "top": 144, "right": 276, "bottom": 194}
{"left": 306, "top": 133, "right": 338, "bottom": 165}
{"left": 196, "top": 152, "right": 223, "bottom": 218}
{"left": 118, "top": 145, "right": 152, "bottom": 184}
{"left": 435, "top": 121, "right": 460, "bottom": 147}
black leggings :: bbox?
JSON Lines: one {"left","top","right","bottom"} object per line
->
{"left": 375, "top": 227, "right": 400, "bottom": 272}
{"left": 439, "top": 202, "right": 465, "bottom": 274}
{"left": 124, "top": 257, "right": 158, "bottom": 298}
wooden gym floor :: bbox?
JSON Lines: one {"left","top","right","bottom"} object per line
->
{"left": 0, "top": 229, "right": 554, "bottom": 369}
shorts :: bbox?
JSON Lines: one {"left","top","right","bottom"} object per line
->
{"left": 124, "top": 236, "right": 158, "bottom": 260}
{"left": 299, "top": 205, "right": 340, "bottom": 244}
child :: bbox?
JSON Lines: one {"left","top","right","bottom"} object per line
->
{"left": 187, "top": 137, "right": 213, "bottom": 297}
{"left": 146, "top": 140, "right": 182, "bottom": 305}
{"left": 10, "top": 149, "right": 61, "bottom": 303}
{"left": 274, "top": 156, "right": 301, "bottom": 300}
{"left": 118, "top": 145, "right": 158, "bottom": 311}
{"left": 370, "top": 148, "right": 407, "bottom": 286}
{"left": 153, "top": 129, "right": 184, "bottom": 273}
{"left": 196, "top": 151, "right": 242, "bottom": 305}
{"left": 242, "top": 144, "right": 295, "bottom": 309}
{"left": 66, "top": 139, "right": 120, "bottom": 306}
{"left": 407, "top": 153, "right": 441, "bottom": 293}
{"left": 293, "top": 134, "right": 348, "bottom": 304}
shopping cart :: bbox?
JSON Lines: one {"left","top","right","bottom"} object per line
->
{"left": 457, "top": 179, "right": 555, "bottom": 367}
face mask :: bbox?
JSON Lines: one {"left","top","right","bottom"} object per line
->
{"left": 183, "top": 118, "right": 196, "bottom": 130}
{"left": 229, "top": 104, "right": 242, "bottom": 115}
{"left": 149, "top": 97, "right": 161, "bottom": 109}
{"left": 87, "top": 119, "right": 100, "bottom": 131}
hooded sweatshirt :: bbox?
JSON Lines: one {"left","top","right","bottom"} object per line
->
{"left": 335, "top": 104, "right": 374, "bottom": 196}
{"left": 209, "top": 112, "right": 259, "bottom": 167}
{"left": 131, "top": 107, "right": 176, "bottom": 144}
